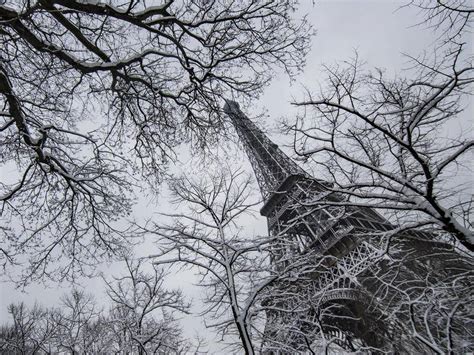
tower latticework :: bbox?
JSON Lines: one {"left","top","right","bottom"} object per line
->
{"left": 225, "top": 100, "right": 309, "bottom": 199}
{"left": 225, "top": 100, "right": 391, "bottom": 257}
{"left": 224, "top": 100, "right": 473, "bottom": 353}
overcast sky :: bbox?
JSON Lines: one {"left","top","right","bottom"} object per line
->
{"left": 1, "top": 1, "right": 472, "bottom": 352}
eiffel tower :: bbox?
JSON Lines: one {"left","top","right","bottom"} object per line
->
{"left": 224, "top": 100, "right": 473, "bottom": 353}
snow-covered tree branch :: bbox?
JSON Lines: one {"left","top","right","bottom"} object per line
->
{"left": 285, "top": 2, "right": 473, "bottom": 251}
{"left": 0, "top": 0, "right": 312, "bottom": 282}
{"left": 103, "top": 253, "right": 189, "bottom": 354}
{"left": 141, "top": 169, "right": 290, "bottom": 354}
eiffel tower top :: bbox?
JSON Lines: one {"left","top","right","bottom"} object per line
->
{"left": 224, "top": 100, "right": 311, "bottom": 201}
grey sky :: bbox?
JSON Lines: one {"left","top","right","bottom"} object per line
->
{"left": 1, "top": 1, "right": 471, "bottom": 353}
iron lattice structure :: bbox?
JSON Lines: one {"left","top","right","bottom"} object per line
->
{"left": 224, "top": 100, "right": 473, "bottom": 353}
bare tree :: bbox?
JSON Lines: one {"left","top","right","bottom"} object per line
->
{"left": 103, "top": 254, "right": 189, "bottom": 354}
{"left": 0, "top": 0, "right": 311, "bottom": 282}
{"left": 0, "top": 302, "right": 59, "bottom": 354}
{"left": 79, "top": 315, "right": 115, "bottom": 354}
{"left": 406, "top": 0, "right": 473, "bottom": 43}
{"left": 142, "top": 169, "right": 292, "bottom": 354}
{"left": 54, "top": 289, "right": 102, "bottom": 354}
{"left": 285, "top": 2, "right": 473, "bottom": 251}
{"left": 0, "top": 280, "right": 189, "bottom": 354}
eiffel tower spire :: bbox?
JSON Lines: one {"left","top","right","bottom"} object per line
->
{"left": 223, "top": 100, "right": 310, "bottom": 200}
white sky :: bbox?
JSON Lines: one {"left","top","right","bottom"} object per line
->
{"left": 1, "top": 1, "right": 472, "bottom": 353}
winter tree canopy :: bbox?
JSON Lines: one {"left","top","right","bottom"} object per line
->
{"left": 0, "top": 0, "right": 311, "bottom": 282}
